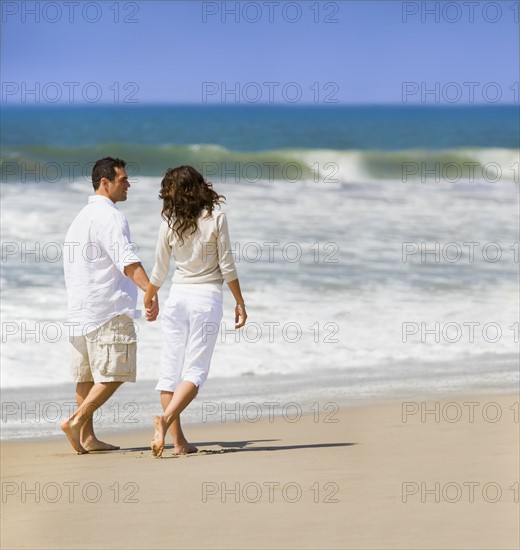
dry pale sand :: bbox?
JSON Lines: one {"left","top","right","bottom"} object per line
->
{"left": 1, "top": 393, "right": 518, "bottom": 550}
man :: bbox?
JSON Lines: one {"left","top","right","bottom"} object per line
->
{"left": 61, "top": 157, "right": 158, "bottom": 454}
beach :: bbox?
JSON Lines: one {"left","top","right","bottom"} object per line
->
{"left": 2, "top": 123, "right": 518, "bottom": 548}
{"left": 1, "top": 392, "right": 518, "bottom": 550}
{"left": 1, "top": 105, "right": 519, "bottom": 548}
{"left": 2, "top": 1, "right": 519, "bottom": 547}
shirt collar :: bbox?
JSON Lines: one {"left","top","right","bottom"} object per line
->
{"left": 88, "top": 195, "right": 118, "bottom": 209}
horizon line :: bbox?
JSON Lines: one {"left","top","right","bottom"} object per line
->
{"left": 2, "top": 102, "right": 518, "bottom": 108}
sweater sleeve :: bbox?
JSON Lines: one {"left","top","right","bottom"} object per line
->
{"left": 149, "top": 221, "right": 172, "bottom": 288}
{"left": 216, "top": 213, "right": 238, "bottom": 283}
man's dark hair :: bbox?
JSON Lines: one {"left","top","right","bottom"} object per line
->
{"left": 92, "top": 157, "right": 126, "bottom": 190}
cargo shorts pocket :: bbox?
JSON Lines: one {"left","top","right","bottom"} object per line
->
{"left": 88, "top": 316, "right": 136, "bottom": 377}
{"left": 96, "top": 335, "right": 137, "bottom": 376}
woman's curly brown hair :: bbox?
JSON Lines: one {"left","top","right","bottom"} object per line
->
{"left": 159, "top": 165, "right": 225, "bottom": 244}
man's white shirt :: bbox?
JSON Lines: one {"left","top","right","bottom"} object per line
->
{"left": 64, "top": 195, "right": 141, "bottom": 336}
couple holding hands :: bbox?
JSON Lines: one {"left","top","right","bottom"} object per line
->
{"left": 61, "top": 157, "right": 246, "bottom": 457}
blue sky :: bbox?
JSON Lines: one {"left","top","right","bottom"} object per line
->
{"left": 1, "top": 0, "right": 518, "bottom": 104}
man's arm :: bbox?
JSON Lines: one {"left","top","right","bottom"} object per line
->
{"left": 124, "top": 262, "right": 159, "bottom": 321}
{"left": 124, "top": 262, "right": 149, "bottom": 291}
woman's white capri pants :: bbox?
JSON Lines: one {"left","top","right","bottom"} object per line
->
{"left": 155, "top": 284, "right": 223, "bottom": 393}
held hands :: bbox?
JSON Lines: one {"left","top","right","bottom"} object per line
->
{"left": 235, "top": 304, "right": 247, "bottom": 329}
{"left": 145, "top": 295, "right": 159, "bottom": 322}
{"left": 144, "top": 287, "right": 159, "bottom": 322}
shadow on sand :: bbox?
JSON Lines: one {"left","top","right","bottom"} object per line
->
{"left": 111, "top": 439, "right": 356, "bottom": 458}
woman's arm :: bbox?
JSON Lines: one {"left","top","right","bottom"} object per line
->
{"left": 216, "top": 213, "right": 238, "bottom": 283}
{"left": 227, "top": 278, "right": 247, "bottom": 328}
{"left": 216, "top": 213, "right": 247, "bottom": 328}
{"left": 143, "top": 222, "right": 172, "bottom": 314}
{"left": 149, "top": 221, "right": 173, "bottom": 288}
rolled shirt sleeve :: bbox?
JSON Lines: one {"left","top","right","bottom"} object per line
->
{"left": 97, "top": 212, "right": 141, "bottom": 275}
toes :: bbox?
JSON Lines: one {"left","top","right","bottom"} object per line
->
{"left": 151, "top": 439, "right": 163, "bottom": 458}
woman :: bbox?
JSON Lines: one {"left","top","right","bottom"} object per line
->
{"left": 144, "top": 165, "right": 247, "bottom": 458}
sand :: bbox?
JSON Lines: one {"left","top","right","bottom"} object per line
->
{"left": 1, "top": 393, "right": 518, "bottom": 549}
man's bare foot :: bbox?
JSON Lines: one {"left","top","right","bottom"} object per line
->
{"left": 60, "top": 420, "right": 88, "bottom": 454}
{"left": 173, "top": 440, "right": 198, "bottom": 455}
{"left": 151, "top": 415, "right": 166, "bottom": 457}
{"left": 82, "top": 436, "right": 120, "bottom": 452}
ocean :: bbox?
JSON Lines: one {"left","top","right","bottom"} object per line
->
{"left": 1, "top": 105, "right": 518, "bottom": 439}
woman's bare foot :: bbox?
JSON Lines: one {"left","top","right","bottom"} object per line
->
{"left": 60, "top": 420, "right": 88, "bottom": 454}
{"left": 151, "top": 415, "right": 167, "bottom": 457}
{"left": 173, "top": 440, "right": 198, "bottom": 455}
{"left": 82, "top": 436, "right": 120, "bottom": 452}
